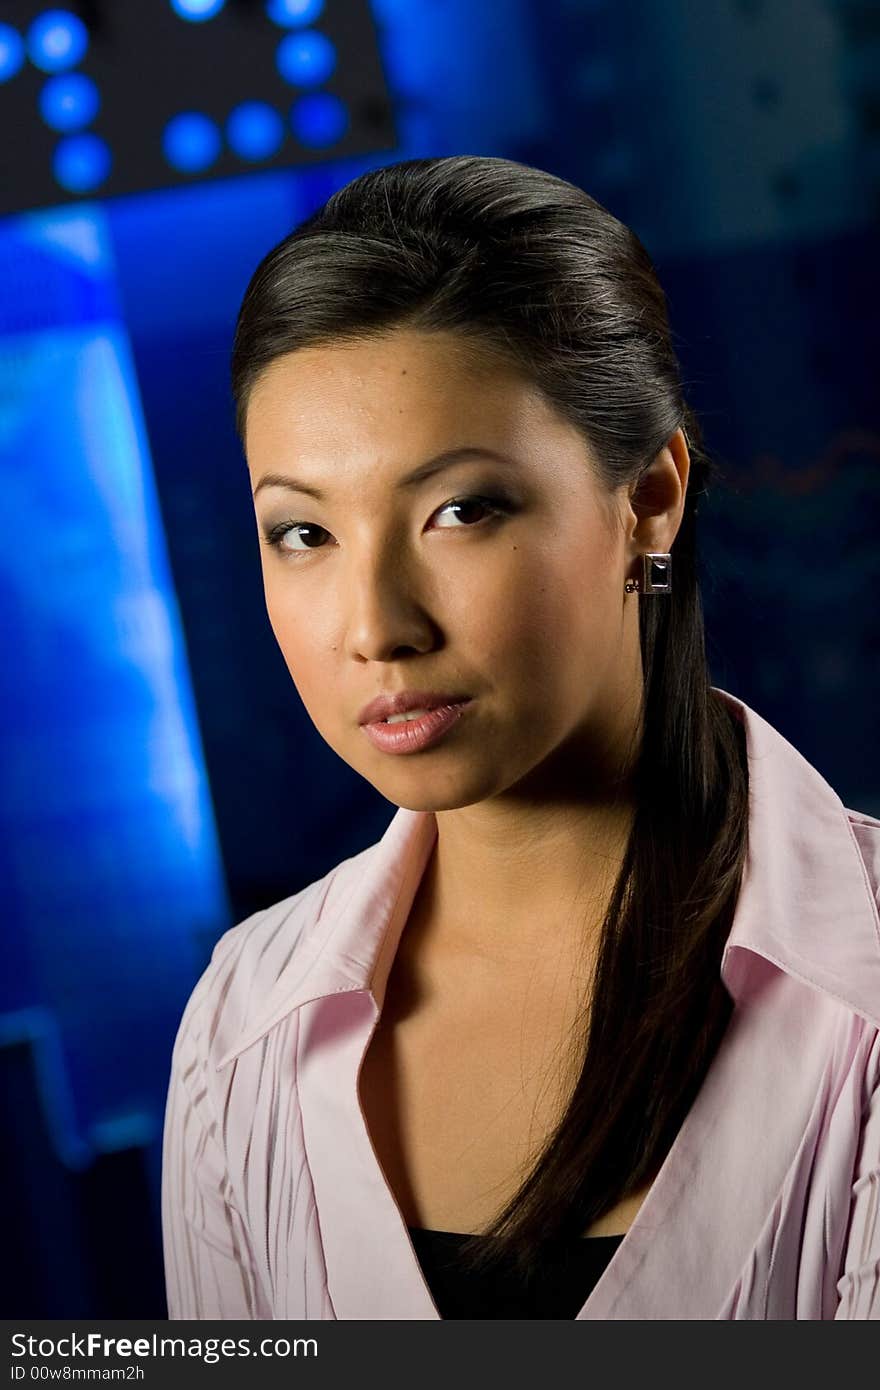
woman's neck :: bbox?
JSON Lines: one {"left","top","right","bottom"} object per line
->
{"left": 414, "top": 794, "right": 635, "bottom": 970}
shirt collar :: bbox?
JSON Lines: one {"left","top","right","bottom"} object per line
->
{"left": 716, "top": 686, "right": 880, "bottom": 1026}
{"left": 216, "top": 686, "right": 880, "bottom": 1069}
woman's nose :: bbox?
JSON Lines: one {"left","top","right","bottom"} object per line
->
{"left": 342, "top": 549, "right": 437, "bottom": 662}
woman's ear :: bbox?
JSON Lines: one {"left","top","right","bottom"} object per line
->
{"left": 626, "top": 427, "right": 691, "bottom": 554}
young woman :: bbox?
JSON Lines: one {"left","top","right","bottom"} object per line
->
{"left": 161, "top": 156, "right": 880, "bottom": 1320}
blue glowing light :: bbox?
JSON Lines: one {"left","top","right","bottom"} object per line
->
{"left": 52, "top": 133, "right": 112, "bottom": 193}
{"left": 27, "top": 9, "right": 89, "bottom": 73}
{"left": 226, "top": 101, "right": 285, "bottom": 162}
{"left": 0, "top": 23, "right": 25, "bottom": 83}
{"left": 169, "top": 0, "right": 227, "bottom": 20}
{"left": 266, "top": 0, "right": 324, "bottom": 26}
{"left": 290, "top": 92, "right": 348, "bottom": 148}
{"left": 0, "top": 205, "right": 232, "bottom": 1144}
{"left": 276, "top": 29, "right": 336, "bottom": 86}
{"left": 162, "top": 111, "right": 222, "bottom": 173}
{"left": 39, "top": 72, "right": 100, "bottom": 132}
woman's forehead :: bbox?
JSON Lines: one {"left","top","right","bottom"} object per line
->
{"left": 248, "top": 327, "right": 529, "bottom": 402}
{"left": 245, "top": 337, "right": 570, "bottom": 467}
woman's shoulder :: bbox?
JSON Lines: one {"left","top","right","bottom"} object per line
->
{"left": 170, "top": 837, "right": 382, "bottom": 1072}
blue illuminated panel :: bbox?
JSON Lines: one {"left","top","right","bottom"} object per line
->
{"left": 0, "top": 207, "right": 230, "bottom": 1151}
{"left": 0, "top": 1, "right": 393, "bottom": 214}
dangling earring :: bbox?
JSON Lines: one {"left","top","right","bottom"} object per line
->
{"left": 624, "top": 552, "right": 672, "bottom": 594}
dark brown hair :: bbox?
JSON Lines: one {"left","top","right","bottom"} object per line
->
{"left": 231, "top": 155, "right": 749, "bottom": 1286}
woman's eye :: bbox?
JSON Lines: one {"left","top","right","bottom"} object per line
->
{"left": 431, "top": 494, "right": 509, "bottom": 528}
{"left": 262, "top": 521, "right": 332, "bottom": 555}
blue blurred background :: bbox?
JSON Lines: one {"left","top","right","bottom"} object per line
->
{"left": 1, "top": 0, "right": 877, "bottom": 1318}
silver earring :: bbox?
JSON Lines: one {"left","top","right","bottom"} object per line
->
{"left": 624, "top": 552, "right": 672, "bottom": 594}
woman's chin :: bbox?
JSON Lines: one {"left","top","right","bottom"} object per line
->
{"left": 367, "top": 770, "right": 502, "bottom": 815}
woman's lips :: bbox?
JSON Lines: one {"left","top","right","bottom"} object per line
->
{"left": 360, "top": 699, "right": 472, "bottom": 754}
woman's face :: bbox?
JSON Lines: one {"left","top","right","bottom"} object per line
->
{"left": 245, "top": 328, "right": 644, "bottom": 812}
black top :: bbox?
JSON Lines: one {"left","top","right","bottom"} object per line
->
{"left": 407, "top": 1226, "right": 625, "bottom": 1319}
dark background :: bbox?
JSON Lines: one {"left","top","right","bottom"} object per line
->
{"left": 1, "top": 0, "right": 877, "bottom": 1317}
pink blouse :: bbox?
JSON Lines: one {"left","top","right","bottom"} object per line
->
{"left": 161, "top": 687, "right": 880, "bottom": 1318}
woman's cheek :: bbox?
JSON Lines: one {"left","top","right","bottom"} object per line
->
{"left": 266, "top": 577, "right": 330, "bottom": 647}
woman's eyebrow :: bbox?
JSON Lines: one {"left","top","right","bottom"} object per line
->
{"left": 252, "top": 446, "right": 516, "bottom": 501}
